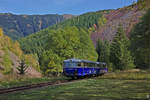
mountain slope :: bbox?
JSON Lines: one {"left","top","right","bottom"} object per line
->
{"left": 19, "top": 10, "right": 112, "bottom": 75}
{"left": 0, "top": 13, "right": 72, "bottom": 40}
{"left": 19, "top": 10, "right": 110, "bottom": 56}
{"left": 19, "top": 1, "right": 150, "bottom": 57}
{"left": 19, "top": 0, "right": 150, "bottom": 75}
{"left": 0, "top": 28, "right": 41, "bottom": 80}
{"left": 91, "top": 0, "right": 150, "bottom": 45}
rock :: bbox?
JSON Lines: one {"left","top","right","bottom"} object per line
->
{"left": 0, "top": 64, "right": 4, "bottom": 70}
{"left": 25, "top": 67, "right": 42, "bottom": 78}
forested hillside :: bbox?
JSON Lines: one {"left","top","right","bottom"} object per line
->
{"left": 0, "top": 28, "right": 41, "bottom": 80}
{"left": 19, "top": 10, "right": 110, "bottom": 55}
{"left": 19, "top": 0, "right": 150, "bottom": 75}
{"left": 19, "top": 10, "right": 111, "bottom": 75}
{"left": 94, "top": 0, "right": 150, "bottom": 70}
{"left": 0, "top": 13, "right": 72, "bottom": 40}
{"left": 91, "top": 0, "right": 150, "bottom": 45}
{"left": 52, "top": 10, "right": 110, "bottom": 29}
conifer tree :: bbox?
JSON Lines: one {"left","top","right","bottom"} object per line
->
{"left": 110, "top": 25, "right": 135, "bottom": 70}
{"left": 17, "top": 59, "right": 28, "bottom": 75}
{"left": 96, "top": 39, "right": 103, "bottom": 62}
{"left": 103, "top": 40, "right": 111, "bottom": 64}
{"left": 130, "top": 9, "right": 150, "bottom": 69}
{"left": 96, "top": 39, "right": 110, "bottom": 64}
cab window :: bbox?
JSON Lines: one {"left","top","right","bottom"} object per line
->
{"left": 63, "top": 62, "right": 77, "bottom": 67}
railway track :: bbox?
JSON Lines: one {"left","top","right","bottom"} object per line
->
{"left": 0, "top": 79, "right": 78, "bottom": 94}
{"left": 0, "top": 75, "right": 104, "bottom": 95}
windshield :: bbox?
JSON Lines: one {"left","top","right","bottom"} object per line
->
{"left": 63, "top": 62, "right": 77, "bottom": 67}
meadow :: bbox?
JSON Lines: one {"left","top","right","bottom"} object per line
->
{"left": 0, "top": 71, "right": 150, "bottom": 100}
{"left": 0, "top": 76, "right": 69, "bottom": 89}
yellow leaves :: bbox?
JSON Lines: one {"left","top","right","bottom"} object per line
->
{"left": 0, "top": 28, "right": 3, "bottom": 37}
{"left": 10, "top": 41, "right": 23, "bottom": 58}
{"left": 88, "top": 27, "right": 95, "bottom": 33}
{"left": 0, "top": 28, "right": 22, "bottom": 57}
{"left": 46, "top": 59, "right": 62, "bottom": 75}
{"left": 0, "top": 28, "right": 21, "bottom": 56}
{"left": 48, "top": 60, "right": 55, "bottom": 68}
{"left": 0, "top": 27, "right": 40, "bottom": 73}
{"left": 24, "top": 54, "right": 40, "bottom": 72}
{"left": 98, "top": 15, "right": 107, "bottom": 27}
{"left": 45, "top": 60, "right": 57, "bottom": 75}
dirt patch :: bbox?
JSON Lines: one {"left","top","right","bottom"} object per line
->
{"left": 124, "top": 69, "right": 141, "bottom": 72}
{"left": 0, "top": 50, "right": 4, "bottom": 58}
{"left": 8, "top": 51, "right": 20, "bottom": 73}
{"left": 0, "top": 72, "right": 4, "bottom": 80}
{"left": 9, "top": 51, "right": 42, "bottom": 78}
{"left": 25, "top": 67, "right": 42, "bottom": 78}
{"left": 0, "top": 64, "right": 4, "bottom": 70}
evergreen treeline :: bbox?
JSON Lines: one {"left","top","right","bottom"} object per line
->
{"left": 130, "top": 8, "right": 150, "bottom": 69}
{"left": 96, "top": 26, "right": 135, "bottom": 71}
{"left": 52, "top": 10, "right": 109, "bottom": 29}
{"left": 96, "top": 8, "right": 150, "bottom": 71}
{"left": 96, "top": 39, "right": 110, "bottom": 66}
{"left": 110, "top": 26, "right": 135, "bottom": 70}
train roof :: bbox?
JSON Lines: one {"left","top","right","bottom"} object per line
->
{"left": 63, "top": 59, "right": 106, "bottom": 65}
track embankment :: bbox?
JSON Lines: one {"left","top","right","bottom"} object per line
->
{"left": 0, "top": 79, "right": 79, "bottom": 94}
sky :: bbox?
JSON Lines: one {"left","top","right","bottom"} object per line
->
{"left": 0, "top": 0, "right": 137, "bottom": 15}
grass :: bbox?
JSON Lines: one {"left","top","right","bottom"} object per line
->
{"left": 100, "top": 70, "right": 150, "bottom": 80}
{"left": 0, "top": 76, "right": 69, "bottom": 89}
{"left": 0, "top": 71, "right": 150, "bottom": 100}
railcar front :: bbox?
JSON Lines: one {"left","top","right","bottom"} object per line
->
{"left": 63, "top": 59, "right": 81, "bottom": 77}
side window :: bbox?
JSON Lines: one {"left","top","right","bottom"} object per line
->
{"left": 81, "top": 62, "right": 84, "bottom": 67}
{"left": 84, "top": 63, "right": 88, "bottom": 67}
{"left": 90, "top": 63, "right": 94, "bottom": 67}
{"left": 97, "top": 64, "right": 101, "bottom": 67}
{"left": 78, "top": 63, "right": 81, "bottom": 67}
{"left": 72, "top": 63, "right": 77, "bottom": 67}
{"left": 63, "top": 62, "right": 73, "bottom": 67}
{"left": 104, "top": 64, "right": 107, "bottom": 68}
{"left": 95, "top": 64, "right": 97, "bottom": 67}
{"left": 77, "top": 62, "right": 84, "bottom": 67}
{"left": 88, "top": 63, "right": 91, "bottom": 67}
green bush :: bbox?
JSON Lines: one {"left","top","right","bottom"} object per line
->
{"left": 2, "top": 48, "right": 13, "bottom": 74}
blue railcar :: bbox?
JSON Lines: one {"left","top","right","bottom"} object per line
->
{"left": 63, "top": 59, "right": 108, "bottom": 78}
